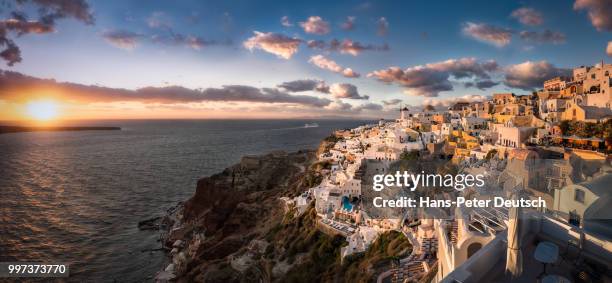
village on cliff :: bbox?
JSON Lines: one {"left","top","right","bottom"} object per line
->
{"left": 282, "top": 62, "right": 612, "bottom": 283}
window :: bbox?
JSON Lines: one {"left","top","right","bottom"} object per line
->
{"left": 574, "top": 189, "right": 585, "bottom": 203}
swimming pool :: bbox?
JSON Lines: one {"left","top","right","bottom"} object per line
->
{"left": 342, "top": 196, "right": 353, "bottom": 211}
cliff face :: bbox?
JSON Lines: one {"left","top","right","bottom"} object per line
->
{"left": 161, "top": 150, "right": 317, "bottom": 282}
{"left": 183, "top": 151, "right": 304, "bottom": 224}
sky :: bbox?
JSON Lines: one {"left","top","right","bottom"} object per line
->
{"left": 0, "top": 0, "right": 611, "bottom": 121}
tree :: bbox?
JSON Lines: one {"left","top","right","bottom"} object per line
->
{"left": 485, "top": 149, "right": 497, "bottom": 160}
{"left": 324, "top": 135, "right": 341, "bottom": 143}
{"left": 604, "top": 120, "right": 612, "bottom": 145}
{"left": 559, "top": 120, "right": 571, "bottom": 135}
{"left": 400, "top": 150, "right": 419, "bottom": 161}
{"left": 583, "top": 122, "right": 597, "bottom": 138}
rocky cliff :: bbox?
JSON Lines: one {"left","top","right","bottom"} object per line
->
{"left": 157, "top": 149, "right": 320, "bottom": 282}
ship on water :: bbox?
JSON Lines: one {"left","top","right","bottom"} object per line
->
{"left": 304, "top": 122, "right": 319, "bottom": 128}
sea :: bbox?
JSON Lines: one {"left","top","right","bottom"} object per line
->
{"left": 0, "top": 119, "right": 371, "bottom": 282}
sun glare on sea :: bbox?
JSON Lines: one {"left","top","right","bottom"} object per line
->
{"left": 25, "top": 100, "right": 59, "bottom": 121}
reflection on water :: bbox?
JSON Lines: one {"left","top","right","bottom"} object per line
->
{"left": 0, "top": 119, "right": 369, "bottom": 281}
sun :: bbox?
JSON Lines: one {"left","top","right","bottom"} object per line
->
{"left": 25, "top": 100, "right": 60, "bottom": 121}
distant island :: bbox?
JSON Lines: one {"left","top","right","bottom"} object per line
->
{"left": 0, "top": 126, "right": 121, "bottom": 134}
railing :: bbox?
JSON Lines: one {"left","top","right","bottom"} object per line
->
{"left": 436, "top": 219, "right": 455, "bottom": 272}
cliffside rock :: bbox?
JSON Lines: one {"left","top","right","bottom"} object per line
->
{"left": 163, "top": 150, "right": 315, "bottom": 282}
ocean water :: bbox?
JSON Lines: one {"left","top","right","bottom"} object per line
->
{"left": 0, "top": 119, "right": 369, "bottom": 282}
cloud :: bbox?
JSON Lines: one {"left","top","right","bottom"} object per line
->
{"left": 243, "top": 31, "right": 301, "bottom": 59}
{"left": 323, "top": 100, "right": 383, "bottom": 113}
{"left": 504, "top": 60, "right": 571, "bottom": 90}
{"left": 0, "top": 43, "right": 20, "bottom": 66}
{"left": 299, "top": 16, "right": 330, "bottom": 35}
{"left": 280, "top": 16, "right": 293, "bottom": 27}
{"left": 511, "top": 8, "right": 543, "bottom": 26}
{"left": 306, "top": 38, "right": 389, "bottom": 56}
{"left": 574, "top": 0, "right": 612, "bottom": 31}
{"left": 341, "top": 16, "right": 356, "bottom": 30}
{"left": 519, "top": 30, "right": 566, "bottom": 44}
{"left": 368, "top": 57, "right": 498, "bottom": 97}
{"left": 0, "top": 0, "right": 94, "bottom": 66}
{"left": 278, "top": 80, "right": 368, "bottom": 100}
{"left": 377, "top": 17, "right": 388, "bottom": 36}
{"left": 368, "top": 66, "right": 452, "bottom": 97}
{"left": 0, "top": 70, "right": 332, "bottom": 107}
{"left": 151, "top": 33, "right": 220, "bottom": 50}
{"left": 607, "top": 41, "right": 612, "bottom": 56}
{"left": 306, "top": 40, "right": 326, "bottom": 49}
{"left": 102, "top": 30, "right": 143, "bottom": 50}
{"left": 23, "top": 0, "right": 94, "bottom": 25}
{"left": 464, "top": 80, "right": 499, "bottom": 90}
{"left": 354, "top": 102, "right": 383, "bottom": 111}
{"left": 335, "top": 39, "right": 388, "bottom": 56}
{"left": 342, "top": 68, "right": 360, "bottom": 78}
{"left": 329, "top": 83, "right": 369, "bottom": 100}
{"left": 141, "top": 12, "right": 226, "bottom": 51}
{"left": 309, "top": 55, "right": 343, "bottom": 72}
{"left": 253, "top": 87, "right": 332, "bottom": 106}
{"left": 277, "top": 79, "right": 329, "bottom": 93}
{"left": 102, "top": 29, "right": 223, "bottom": 51}
{"left": 308, "top": 55, "right": 360, "bottom": 78}
{"left": 1, "top": 18, "right": 54, "bottom": 35}
{"left": 423, "top": 94, "right": 489, "bottom": 109}
{"left": 326, "top": 100, "right": 353, "bottom": 111}
{"left": 462, "top": 22, "right": 513, "bottom": 47}
{"left": 0, "top": 18, "right": 55, "bottom": 65}
{"left": 381, "top": 99, "right": 402, "bottom": 106}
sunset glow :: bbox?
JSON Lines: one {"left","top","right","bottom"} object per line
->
{"left": 25, "top": 100, "right": 59, "bottom": 121}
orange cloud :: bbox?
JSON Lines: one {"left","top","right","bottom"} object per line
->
{"left": 308, "top": 55, "right": 360, "bottom": 78}
{"left": 243, "top": 31, "right": 301, "bottom": 59}
{"left": 0, "top": 70, "right": 331, "bottom": 107}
